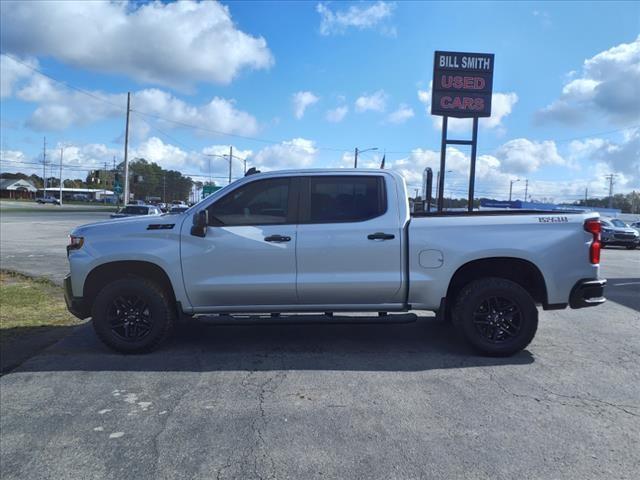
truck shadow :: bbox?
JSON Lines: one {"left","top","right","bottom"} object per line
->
{"left": 604, "top": 277, "right": 640, "bottom": 312}
{"left": 13, "top": 315, "right": 534, "bottom": 373}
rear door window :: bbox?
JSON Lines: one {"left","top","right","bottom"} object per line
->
{"left": 304, "top": 176, "right": 386, "bottom": 223}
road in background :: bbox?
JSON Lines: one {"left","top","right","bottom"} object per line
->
{"left": 0, "top": 210, "right": 110, "bottom": 283}
{"left": 0, "top": 210, "right": 639, "bottom": 479}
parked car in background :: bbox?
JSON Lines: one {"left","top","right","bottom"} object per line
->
{"left": 600, "top": 218, "right": 639, "bottom": 249}
{"left": 110, "top": 205, "right": 162, "bottom": 218}
{"left": 630, "top": 221, "right": 640, "bottom": 234}
{"left": 35, "top": 196, "right": 60, "bottom": 205}
{"left": 168, "top": 206, "right": 189, "bottom": 214}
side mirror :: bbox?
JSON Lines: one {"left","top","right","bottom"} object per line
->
{"left": 191, "top": 210, "right": 209, "bottom": 237}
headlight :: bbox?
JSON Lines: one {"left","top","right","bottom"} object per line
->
{"left": 67, "top": 235, "right": 84, "bottom": 254}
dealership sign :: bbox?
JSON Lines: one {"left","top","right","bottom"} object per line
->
{"left": 431, "top": 51, "right": 494, "bottom": 118}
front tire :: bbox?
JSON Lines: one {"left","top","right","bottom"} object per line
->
{"left": 92, "top": 278, "right": 175, "bottom": 353}
{"left": 452, "top": 278, "right": 538, "bottom": 357}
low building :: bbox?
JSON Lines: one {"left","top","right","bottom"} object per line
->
{"left": 0, "top": 178, "right": 38, "bottom": 199}
{"left": 38, "top": 187, "right": 116, "bottom": 203}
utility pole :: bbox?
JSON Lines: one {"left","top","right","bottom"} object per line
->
{"left": 59, "top": 147, "right": 63, "bottom": 206}
{"left": 103, "top": 161, "right": 107, "bottom": 204}
{"left": 584, "top": 187, "right": 588, "bottom": 206}
{"left": 163, "top": 174, "right": 166, "bottom": 203}
{"left": 524, "top": 179, "right": 528, "bottom": 203}
{"left": 123, "top": 92, "right": 131, "bottom": 205}
{"left": 605, "top": 174, "right": 617, "bottom": 209}
{"left": 42, "top": 137, "right": 47, "bottom": 197}
{"left": 509, "top": 179, "right": 520, "bottom": 202}
{"left": 243, "top": 156, "right": 247, "bottom": 175}
{"left": 353, "top": 146, "right": 377, "bottom": 169}
{"left": 228, "top": 145, "right": 233, "bottom": 184}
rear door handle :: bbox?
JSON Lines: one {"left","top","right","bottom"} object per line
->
{"left": 367, "top": 232, "right": 395, "bottom": 240}
{"left": 264, "top": 234, "right": 291, "bottom": 242}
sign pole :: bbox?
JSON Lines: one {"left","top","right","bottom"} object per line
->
{"left": 437, "top": 116, "right": 448, "bottom": 212}
{"left": 468, "top": 117, "right": 479, "bottom": 212}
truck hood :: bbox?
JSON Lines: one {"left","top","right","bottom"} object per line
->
{"left": 604, "top": 226, "right": 638, "bottom": 234}
{"left": 71, "top": 214, "right": 186, "bottom": 237}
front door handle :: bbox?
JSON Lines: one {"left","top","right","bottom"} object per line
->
{"left": 367, "top": 232, "right": 395, "bottom": 240}
{"left": 264, "top": 234, "right": 291, "bottom": 242}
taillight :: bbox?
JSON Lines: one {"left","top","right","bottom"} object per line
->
{"left": 584, "top": 219, "right": 601, "bottom": 264}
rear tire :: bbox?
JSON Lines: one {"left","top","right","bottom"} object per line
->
{"left": 92, "top": 278, "right": 175, "bottom": 353}
{"left": 452, "top": 278, "right": 538, "bottom": 357}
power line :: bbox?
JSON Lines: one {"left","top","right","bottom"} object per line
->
{"left": 5, "top": 52, "right": 637, "bottom": 159}
{"left": 1, "top": 52, "right": 126, "bottom": 111}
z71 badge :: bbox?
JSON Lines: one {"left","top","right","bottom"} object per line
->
{"left": 538, "top": 216, "right": 569, "bottom": 223}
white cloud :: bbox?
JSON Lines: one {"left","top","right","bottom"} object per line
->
{"left": 0, "top": 55, "right": 37, "bottom": 98}
{"left": 8, "top": 72, "right": 259, "bottom": 137}
{"left": 537, "top": 36, "right": 640, "bottom": 125}
{"left": 484, "top": 93, "right": 519, "bottom": 130}
{"left": 317, "top": 1, "right": 396, "bottom": 36}
{"left": 15, "top": 75, "right": 124, "bottom": 131}
{"left": 532, "top": 10, "right": 552, "bottom": 28}
{"left": 292, "top": 91, "right": 319, "bottom": 119}
{"left": 418, "top": 84, "right": 518, "bottom": 133}
{"left": 569, "top": 128, "right": 640, "bottom": 182}
{"left": 325, "top": 105, "right": 349, "bottom": 123}
{"left": 252, "top": 138, "right": 318, "bottom": 171}
{"left": 387, "top": 104, "right": 414, "bottom": 124}
{"left": 133, "top": 89, "right": 259, "bottom": 137}
{"left": 0, "top": 0, "right": 274, "bottom": 90}
{"left": 355, "top": 90, "right": 388, "bottom": 113}
{"left": 494, "top": 138, "right": 566, "bottom": 174}
{"left": 0, "top": 149, "right": 27, "bottom": 165}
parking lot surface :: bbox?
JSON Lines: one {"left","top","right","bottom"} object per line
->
{"left": 1, "top": 211, "right": 639, "bottom": 479}
{"left": 0, "top": 209, "right": 111, "bottom": 283}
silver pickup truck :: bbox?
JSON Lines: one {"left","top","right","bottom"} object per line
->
{"left": 64, "top": 169, "right": 606, "bottom": 356}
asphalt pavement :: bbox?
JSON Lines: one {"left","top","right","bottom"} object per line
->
{"left": 1, "top": 209, "right": 639, "bottom": 479}
{"left": 0, "top": 209, "right": 112, "bottom": 283}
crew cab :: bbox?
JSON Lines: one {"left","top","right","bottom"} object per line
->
{"left": 64, "top": 169, "right": 606, "bottom": 356}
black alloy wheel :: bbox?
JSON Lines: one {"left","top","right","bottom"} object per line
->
{"left": 452, "top": 277, "right": 538, "bottom": 356}
{"left": 92, "top": 278, "right": 175, "bottom": 353}
{"left": 472, "top": 296, "right": 522, "bottom": 344}
{"left": 107, "top": 295, "right": 153, "bottom": 341}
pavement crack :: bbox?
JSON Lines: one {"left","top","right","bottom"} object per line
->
{"left": 152, "top": 355, "right": 203, "bottom": 478}
{"left": 488, "top": 372, "right": 640, "bottom": 418}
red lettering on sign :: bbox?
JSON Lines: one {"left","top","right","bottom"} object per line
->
{"left": 439, "top": 75, "right": 487, "bottom": 91}
{"left": 440, "top": 96, "right": 486, "bottom": 111}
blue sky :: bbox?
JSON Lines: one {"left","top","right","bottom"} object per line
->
{"left": 1, "top": 0, "right": 638, "bottom": 201}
